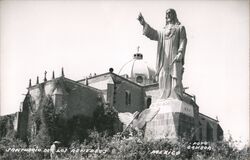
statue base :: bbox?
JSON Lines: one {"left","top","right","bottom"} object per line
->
{"left": 144, "top": 98, "right": 195, "bottom": 141}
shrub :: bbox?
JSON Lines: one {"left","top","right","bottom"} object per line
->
{"left": 0, "top": 131, "right": 249, "bottom": 160}
{"left": 93, "top": 104, "right": 119, "bottom": 136}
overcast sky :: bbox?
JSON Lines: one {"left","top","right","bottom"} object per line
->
{"left": 0, "top": 0, "right": 249, "bottom": 146}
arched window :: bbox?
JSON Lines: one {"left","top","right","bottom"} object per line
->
{"left": 146, "top": 97, "right": 152, "bottom": 108}
{"left": 207, "top": 122, "right": 213, "bottom": 141}
{"left": 125, "top": 90, "right": 131, "bottom": 105}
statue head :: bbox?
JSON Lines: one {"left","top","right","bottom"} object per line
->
{"left": 165, "top": 8, "right": 180, "bottom": 25}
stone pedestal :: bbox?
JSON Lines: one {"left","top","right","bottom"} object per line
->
{"left": 145, "top": 98, "right": 195, "bottom": 140}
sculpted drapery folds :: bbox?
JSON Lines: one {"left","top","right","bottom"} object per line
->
{"left": 138, "top": 9, "right": 187, "bottom": 100}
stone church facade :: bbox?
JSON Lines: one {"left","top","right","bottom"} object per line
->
{"left": 2, "top": 51, "right": 223, "bottom": 143}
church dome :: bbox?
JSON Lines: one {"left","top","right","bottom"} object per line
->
{"left": 118, "top": 52, "right": 156, "bottom": 85}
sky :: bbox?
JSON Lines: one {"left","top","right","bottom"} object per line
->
{"left": 0, "top": 0, "right": 249, "bottom": 146}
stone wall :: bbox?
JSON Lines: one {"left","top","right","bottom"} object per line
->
{"left": 111, "top": 75, "right": 145, "bottom": 113}
{"left": 80, "top": 73, "right": 147, "bottom": 113}
{"left": 199, "top": 113, "right": 222, "bottom": 142}
{"left": 16, "top": 94, "right": 31, "bottom": 143}
{"left": 27, "top": 77, "right": 103, "bottom": 119}
{"left": 0, "top": 114, "right": 16, "bottom": 140}
{"left": 15, "top": 77, "right": 104, "bottom": 144}
{"left": 64, "top": 80, "right": 102, "bottom": 118}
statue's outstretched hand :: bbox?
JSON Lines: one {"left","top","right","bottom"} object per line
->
{"left": 175, "top": 52, "right": 183, "bottom": 62}
{"left": 171, "top": 52, "right": 183, "bottom": 65}
{"left": 137, "top": 12, "right": 145, "bottom": 26}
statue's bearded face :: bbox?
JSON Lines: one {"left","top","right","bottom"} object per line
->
{"left": 166, "top": 10, "right": 175, "bottom": 23}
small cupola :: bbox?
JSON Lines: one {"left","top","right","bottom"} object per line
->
{"left": 133, "top": 53, "right": 143, "bottom": 60}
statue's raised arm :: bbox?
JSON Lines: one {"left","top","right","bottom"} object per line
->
{"left": 137, "top": 12, "right": 159, "bottom": 41}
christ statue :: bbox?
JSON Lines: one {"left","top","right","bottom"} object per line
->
{"left": 138, "top": 9, "right": 187, "bottom": 100}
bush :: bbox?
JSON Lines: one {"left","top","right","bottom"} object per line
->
{"left": 59, "top": 130, "right": 250, "bottom": 160}
{"left": 93, "top": 104, "right": 119, "bottom": 136}
{"left": 0, "top": 131, "right": 249, "bottom": 160}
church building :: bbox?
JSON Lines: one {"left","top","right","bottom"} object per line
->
{"left": 2, "top": 50, "right": 223, "bottom": 143}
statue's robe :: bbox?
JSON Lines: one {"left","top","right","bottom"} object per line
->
{"left": 143, "top": 23, "right": 187, "bottom": 99}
